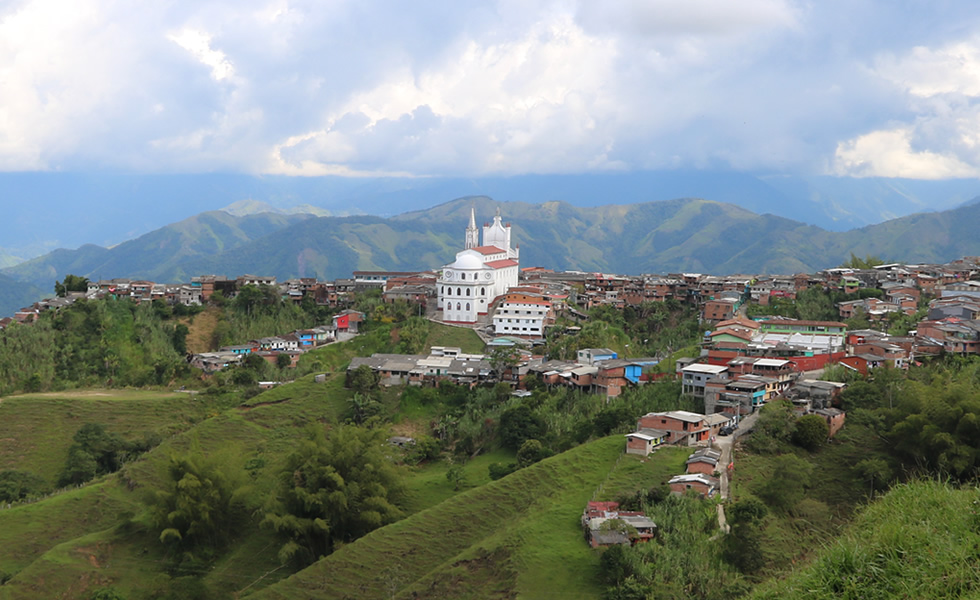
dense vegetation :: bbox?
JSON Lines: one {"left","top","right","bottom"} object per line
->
{"left": 0, "top": 286, "right": 348, "bottom": 395}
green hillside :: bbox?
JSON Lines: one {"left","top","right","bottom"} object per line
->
{"left": 749, "top": 480, "right": 980, "bottom": 600}
{"left": 252, "top": 439, "right": 689, "bottom": 600}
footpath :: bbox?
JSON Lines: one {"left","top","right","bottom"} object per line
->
{"left": 713, "top": 410, "right": 760, "bottom": 533}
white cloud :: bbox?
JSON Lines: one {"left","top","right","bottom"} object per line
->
{"left": 833, "top": 128, "right": 977, "bottom": 179}
{"left": 833, "top": 35, "right": 980, "bottom": 178}
{"left": 2, "top": 0, "right": 980, "bottom": 180}
{"left": 168, "top": 28, "right": 236, "bottom": 82}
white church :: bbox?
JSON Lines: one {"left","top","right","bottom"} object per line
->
{"left": 438, "top": 207, "right": 520, "bottom": 323}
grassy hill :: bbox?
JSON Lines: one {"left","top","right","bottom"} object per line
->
{"left": 748, "top": 480, "right": 980, "bottom": 600}
{"left": 0, "top": 390, "right": 236, "bottom": 487}
{"left": 252, "top": 439, "right": 689, "bottom": 600}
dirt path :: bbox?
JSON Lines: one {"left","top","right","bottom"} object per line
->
{"left": 183, "top": 306, "right": 221, "bottom": 354}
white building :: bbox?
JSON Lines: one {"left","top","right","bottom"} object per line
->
{"left": 493, "top": 299, "right": 550, "bottom": 337}
{"left": 680, "top": 363, "right": 729, "bottom": 397}
{"left": 438, "top": 207, "right": 520, "bottom": 323}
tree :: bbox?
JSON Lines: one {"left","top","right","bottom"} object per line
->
{"left": 55, "top": 274, "right": 90, "bottom": 297}
{"left": 854, "top": 457, "right": 892, "bottom": 495}
{"left": 498, "top": 405, "right": 546, "bottom": 450}
{"left": 516, "top": 439, "right": 551, "bottom": 467}
{"left": 840, "top": 252, "right": 885, "bottom": 269}
{"left": 149, "top": 450, "right": 247, "bottom": 566}
{"left": 347, "top": 392, "right": 381, "bottom": 424}
{"left": 263, "top": 426, "right": 404, "bottom": 567}
{"left": 59, "top": 423, "right": 130, "bottom": 486}
{"left": 0, "top": 470, "right": 47, "bottom": 503}
{"left": 792, "top": 414, "right": 830, "bottom": 450}
{"left": 171, "top": 323, "right": 189, "bottom": 355}
{"left": 488, "top": 462, "right": 518, "bottom": 480}
{"left": 446, "top": 464, "right": 466, "bottom": 491}
{"left": 348, "top": 364, "right": 380, "bottom": 395}
{"left": 723, "top": 497, "right": 768, "bottom": 573}
{"left": 276, "top": 352, "right": 293, "bottom": 370}
{"left": 488, "top": 346, "right": 519, "bottom": 381}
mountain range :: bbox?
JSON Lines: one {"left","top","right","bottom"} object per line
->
{"left": 2, "top": 171, "right": 980, "bottom": 265}
{"left": 2, "top": 195, "right": 979, "bottom": 317}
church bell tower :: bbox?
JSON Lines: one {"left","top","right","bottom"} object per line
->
{"left": 465, "top": 206, "right": 479, "bottom": 249}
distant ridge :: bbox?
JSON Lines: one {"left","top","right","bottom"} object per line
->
{"left": 220, "top": 199, "right": 336, "bottom": 218}
{"left": 1, "top": 196, "right": 979, "bottom": 316}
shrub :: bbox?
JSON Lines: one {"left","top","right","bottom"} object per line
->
{"left": 792, "top": 414, "right": 830, "bottom": 451}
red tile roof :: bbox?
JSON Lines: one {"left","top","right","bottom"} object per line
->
{"left": 486, "top": 259, "right": 519, "bottom": 269}
{"left": 472, "top": 245, "right": 505, "bottom": 255}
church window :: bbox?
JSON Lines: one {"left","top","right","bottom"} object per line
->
{"left": 466, "top": 303, "right": 470, "bottom": 311}
{"left": 441, "top": 286, "right": 444, "bottom": 294}
{"left": 457, "top": 302, "right": 461, "bottom": 310}
{"left": 457, "top": 287, "right": 461, "bottom": 295}
{"left": 481, "top": 287, "right": 486, "bottom": 295}
{"left": 461, "top": 273, "right": 466, "bottom": 280}
{"left": 466, "top": 288, "right": 470, "bottom": 296}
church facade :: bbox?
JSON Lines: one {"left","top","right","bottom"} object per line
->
{"left": 438, "top": 207, "right": 519, "bottom": 323}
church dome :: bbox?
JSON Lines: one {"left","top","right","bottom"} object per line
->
{"left": 451, "top": 253, "right": 483, "bottom": 271}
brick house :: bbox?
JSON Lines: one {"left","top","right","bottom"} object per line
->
{"left": 668, "top": 473, "right": 720, "bottom": 497}
{"left": 625, "top": 429, "right": 668, "bottom": 456}
{"left": 685, "top": 448, "right": 722, "bottom": 475}
{"left": 813, "top": 408, "right": 846, "bottom": 437}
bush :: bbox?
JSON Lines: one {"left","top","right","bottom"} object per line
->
{"left": 488, "top": 462, "right": 519, "bottom": 481}
{"left": 516, "top": 439, "right": 551, "bottom": 467}
{"left": 792, "top": 414, "right": 829, "bottom": 451}
{"left": 0, "top": 470, "right": 47, "bottom": 503}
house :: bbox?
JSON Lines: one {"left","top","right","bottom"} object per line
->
{"left": 581, "top": 501, "right": 656, "bottom": 548}
{"left": 636, "top": 411, "right": 728, "bottom": 445}
{"left": 703, "top": 298, "right": 737, "bottom": 322}
{"left": 624, "top": 429, "right": 668, "bottom": 456}
{"left": 577, "top": 348, "right": 618, "bottom": 365}
{"left": 593, "top": 359, "right": 654, "bottom": 397}
{"left": 668, "top": 473, "right": 720, "bottom": 498}
{"left": 680, "top": 363, "right": 729, "bottom": 397}
{"left": 839, "top": 354, "right": 886, "bottom": 375}
{"left": 786, "top": 379, "right": 847, "bottom": 411}
{"left": 685, "top": 448, "right": 722, "bottom": 475}
{"left": 814, "top": 408, "right": 846, "bottom": 437}
{"left": 334, "top": 310, "right": 365, "bottom": 333}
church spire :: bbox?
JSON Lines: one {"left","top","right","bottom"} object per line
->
{"left": 465, "top": 206, "right": 479, "bottom": 249}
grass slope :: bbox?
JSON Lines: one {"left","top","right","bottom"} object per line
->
{"left": 422, "top": 323, "right": 484, "bottom": 354}
{"left": 0, "top": 330, "right": 483, "bottom": 599}
{"left": 749, "top": 480, "right": 980, "bottom": 600}
{"left": 0, "top": 390, "right": 230, "bottom": 486}
{"left": 252, "top": 440, "right": 688, "bottom": 600}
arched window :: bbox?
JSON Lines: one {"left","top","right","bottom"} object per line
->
{"left": 461, "top": 273, "right": 466, "bottom": 280}
{"left": 446, "top": 287, "right": 451, "bottom": 296}
{"left": 466, "top": 302, "right": 470, "bottom": 311}
{"left": 441, "top": 286, "right": 444, "bottom": 294}
{"left": 481, "top": 287, "right": 486, "bottom": 296}
{"left": 456, "top": 302, "right": 462, "bottom": 310}
{"left": 466, "top": 288, "right": 470, "bottom": 296}
{"left": 457, "top": 287, "right": 461, "bottom": 296}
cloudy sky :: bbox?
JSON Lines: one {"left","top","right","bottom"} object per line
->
{"left": 3, "top": 0, "right": 980, "bottom": 179}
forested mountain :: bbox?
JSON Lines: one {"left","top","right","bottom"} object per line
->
{"left": 3, "top": 196, "right": 980, "bottom": 317}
